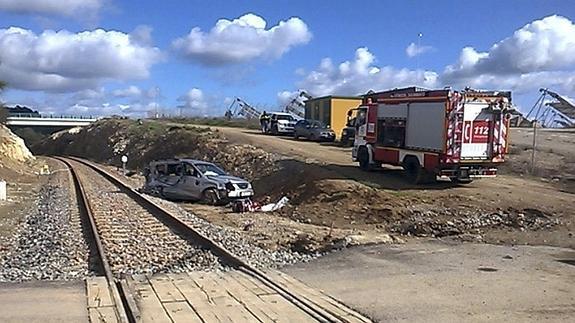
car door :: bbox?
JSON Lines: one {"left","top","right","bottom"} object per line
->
{"left": 160, "top": 162, "right": 185, "bottom": 198}
{"left": 295, "top": 120, "right": 305, "bottom": 137}
{"left": 177, "top": 162, "right": 205, "bottom": 200}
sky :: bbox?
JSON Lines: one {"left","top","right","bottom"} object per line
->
{"left": 0, "top": 0, "right": 574, "bottom": 117}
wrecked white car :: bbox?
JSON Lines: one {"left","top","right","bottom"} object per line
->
{"left": 142, "top": 159, "right": 254, "bottom": 204}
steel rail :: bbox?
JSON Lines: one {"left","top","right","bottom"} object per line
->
{"left": 52, "top": 157, "right": 132, "bottom": 323}
{"left": 67, "top": 156, "right": 367, "bottom": 323}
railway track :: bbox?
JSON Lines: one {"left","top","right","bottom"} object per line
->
{"left": 54, "top": 156, "right": 371, "bottom": 323}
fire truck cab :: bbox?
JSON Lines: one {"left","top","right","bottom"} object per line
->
{"left": 351, "top": 87, "right": 512, "bottom": 184}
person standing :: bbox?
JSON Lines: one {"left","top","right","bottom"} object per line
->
{"left": 260, "top": 111, "right": 270, "bottom": 133}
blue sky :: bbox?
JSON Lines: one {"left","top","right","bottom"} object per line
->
{"left": 0, "top": 0, "right": 574, "bottom": 117}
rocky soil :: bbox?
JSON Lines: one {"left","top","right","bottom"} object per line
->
{"left": 0, "top": 160, "right": 90, "bottom": 282}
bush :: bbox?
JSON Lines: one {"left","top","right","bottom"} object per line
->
{"left": 162, "top": 117, "right": 261, "bottom": 130}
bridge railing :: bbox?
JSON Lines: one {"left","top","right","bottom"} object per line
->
{"left": 8, "top": 113, "right": 97, "bottom": 119}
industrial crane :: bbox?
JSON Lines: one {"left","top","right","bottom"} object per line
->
{"left": 283, "top": 91, "right": 311, "bottom": 118}
{"left": 526, "top": 88, "right": 575, "bottom": 128}
{"left": 224, "top": 97, "right": 262, "bottom": 120}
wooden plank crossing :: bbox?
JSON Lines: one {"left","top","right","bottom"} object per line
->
{"left": 127, "top": 270, "right": 371, "bottom": 323}
{"left": 265, "top": 270, "right": 373, "bottom": 323}
{"left": 86, "top": 277, "right": 121, "bottom": 323}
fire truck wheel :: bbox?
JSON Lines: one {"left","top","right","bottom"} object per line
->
{"left": 358, "top": 147, "right": 371, "bottom": 171}
{"left": 453, "top": 178, "right": 473, "bottom": 184}
{"left": 404, "top": 159, "right": 420, "bottom": 182}
{"left": 403, "top": 158, "right": 435, "bottom": 184}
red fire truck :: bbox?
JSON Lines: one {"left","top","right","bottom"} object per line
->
{"left": 351, "top": 87, "right": 512, "bottom": 183}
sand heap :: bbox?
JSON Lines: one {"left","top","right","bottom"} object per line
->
{"left": 0, "top": 124, "right": 35, "bottom": 167}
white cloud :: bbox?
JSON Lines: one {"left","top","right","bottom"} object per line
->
{"left": 295, "top": 15, "right": 575, "bottom": 99}
{"left": 297, "top": 47, "right": 438, "bottom": 97}
{"left": 0, "top": 0, "right": 102, "bottom": 17}
{"left": 406, "top": 42, "right": 434, "bottom": 57}
{"left": 277, "top": 90, "right": 298, "bottom": 106}
{"left": 112, "top": 85, "right": 142, "bottom": 98}
{"left": 172, "top": 13, "right": 312, "bottom": 65}
{"left": 443, "top": 15, "right": 575, "bottom": 93}
{"left": 130, "top": 25, "right": 154, "bottom": 46}
{"left": 178, "top": 88, "right": 209, "bottom": 114}
{"left": 276, "top": 90, "right": 310, "bottom": 108}
{"left": 0, "top": 27, "right": 162, "bottom": 92}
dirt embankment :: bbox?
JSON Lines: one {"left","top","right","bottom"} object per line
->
{"left": 36, "top": 119, "right": 572, "bottom": 251}
{"left": 0, "top": 124, "right": 35, "bottom": 173}
{"left": 34, "top": 119, "right": 276, "bottom": 182}
{"left": 0, "top": 124, "right": 44, "bottom": 245}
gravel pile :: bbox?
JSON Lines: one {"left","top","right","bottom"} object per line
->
{"left": 392, "top": 207, "right": 561, "bottom": 238}
{"left": 0, "top": 175, "right": 90, "bottom": 282}
{"left": 147, "top": 195, "right": 318, "bottom": 268}
{"left": 74, "top": 162, "right": 225, "bottom": 277}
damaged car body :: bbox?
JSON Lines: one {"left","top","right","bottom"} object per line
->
{"left": 142, "top": 159, "right": 254, "bottom": 204}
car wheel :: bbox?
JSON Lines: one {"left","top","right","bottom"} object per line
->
{"left": 158, "top": 186, "right": 166, "bottom": 198}
{"left": 202, "top": 188, "right": 220, "bottom": 205}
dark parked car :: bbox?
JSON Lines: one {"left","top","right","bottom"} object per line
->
{"left": 293, "top": 120, "right": 336, "bottom": 142}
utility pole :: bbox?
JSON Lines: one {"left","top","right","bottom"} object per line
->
{"left": 531, "top": 120, "right": 538, "bottom": 174}
{"left": 416, "top": 32, "right": 422, "bottom": 71}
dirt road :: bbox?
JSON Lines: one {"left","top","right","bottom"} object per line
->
{"left": 209, "top": 125, "right": 574, "bottom": 248}
{"left": 283, "top": 240, "right": 575, "bottom": 322}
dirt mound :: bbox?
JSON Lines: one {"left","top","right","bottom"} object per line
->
{"left": 34, "top": 119, "right": 277, "bottom": 181}
{"left": 0, "top": 125, "right": 35, "bottom": 173}
{"left": 251, "top": 160, "right": 410, "bottom": 229}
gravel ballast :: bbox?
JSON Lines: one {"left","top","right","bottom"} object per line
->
{"left": 72, "top": 160, "right": 224, "bottom": 277}
{"left": 0, "top": 167, "right": 91, "bottom": 282}
{"left": 147, "top": 195, "right": 318, "bottom": 268}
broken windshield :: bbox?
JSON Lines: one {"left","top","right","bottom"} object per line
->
{"left": 194, "top": 163, "right": 227, "bottom": 176}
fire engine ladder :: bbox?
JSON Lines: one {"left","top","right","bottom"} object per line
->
{"left": 283, "top": 91, "right": 311, "bottom": 118}
{"left": 225, "top": 97, "right": 262, "bottom": 119}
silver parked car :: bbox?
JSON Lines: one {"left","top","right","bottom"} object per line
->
{"left": 293, "top": 120, "right": 336, "bottom": 142}
{"left": 142, "top": 159, "right": 254, "bottom": 204}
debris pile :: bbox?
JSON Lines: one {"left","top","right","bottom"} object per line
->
{"left": 392, "top": 207, "right": 560, "bottom": 238}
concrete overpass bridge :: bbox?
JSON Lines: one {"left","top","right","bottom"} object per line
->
{"left": 6, "top": 114, "right": 98, "bottom": 128}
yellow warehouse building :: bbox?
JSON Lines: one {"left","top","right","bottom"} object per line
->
{"left": 304, "top": 96, "right": 362, "bottom": 139}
